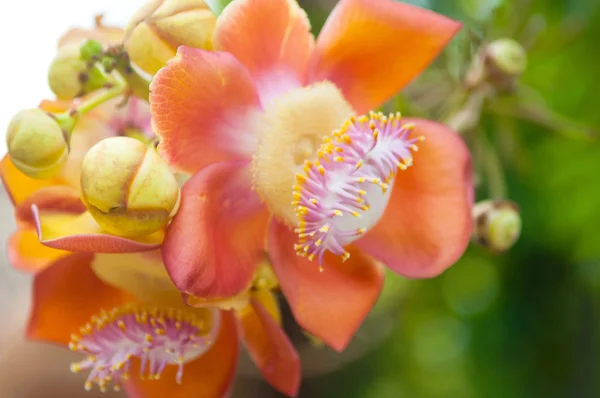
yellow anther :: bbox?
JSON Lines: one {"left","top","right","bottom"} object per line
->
{"left": 319, "top": 225, "right": 330, "bottom": 232}
{"left": 315, "top": 239, "right": 322, "bottom": 247}
{"left": 333, "top": 209, "right": 343, "bottom": 216}
{"left": 351, "top": 211, "right": 360, "bottom": 217}
{"left": 334, "top": 156, "right": 344, "bottom": 162}
{"left": 318, "top": 165, "right": 325, "bottom": 175}
{"left": 341, "top": 252, "right": 351, "bottom": 262}
{"left": 310, "top": 198, "right": 318, "bottom": 205}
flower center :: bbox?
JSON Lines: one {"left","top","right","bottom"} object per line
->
{"left": 253, "top": 81, "right": 355, "bottom": 225}
{"left": 69, "top": 304, "right": 219, "bottom": 392}
{"left": 293, "top": 112, "right": 423, "bottom": 265}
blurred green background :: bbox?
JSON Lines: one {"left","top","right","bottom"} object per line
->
{"left": 290, "top": 0, "right": 600, "bottom": 397}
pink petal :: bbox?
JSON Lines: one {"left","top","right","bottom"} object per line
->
{"left": 162, "top": 161, "right": 269, "bottom": 298}
{"left": 214, "top": 0, "right": 314, "bottom": 103}
{"left": 356, "top": 118, "right": 473, "bottom": 278}
{"left": 32, "top": 206, "right": 164, "bottom": 253}
{"left": 150, "top": 47, "right": 261, "bottom": 174}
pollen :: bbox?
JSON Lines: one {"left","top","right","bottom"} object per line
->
{"left": 252, "top": 81, "right": 355, "bottom": 225}
{"left": 69, "top": 304, "right": 219, "bottom": 392}
{"left": 293, "top": 111, "right": 424, "bottom": 265}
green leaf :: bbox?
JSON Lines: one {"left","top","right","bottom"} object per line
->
{"left": 204, "top": 0, "right": 234, "bottom": 15}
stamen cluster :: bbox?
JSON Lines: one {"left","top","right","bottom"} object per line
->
{"left": 293, "top": 112, "right": 423, "bottom": 265}
{"left": 69, "top": 305, "right": 217, "bottom": 392}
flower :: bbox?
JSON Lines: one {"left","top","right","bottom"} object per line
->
{"left": 150, "top": 0, "right": 473, "bottom": 351}
{"left": 26, "top": 250, "right": 300, "bottom": 396}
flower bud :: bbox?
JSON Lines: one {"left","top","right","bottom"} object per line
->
{"left": 81, "top": 136, "right": 180, "bottom": 237}
{"left": 124, "top": 0, "right": 217, "bottom": 75}
{"left": 48, "top": 44, "right": 107, "bottom": 100}
{"left": 6, "top": 109, "right": 70, "bottom": 179}
{"left": 485, "top": 39, "right": 527, "bottom": 77}
{"left": 472, "top": 200, "right": 521, "bottom": 253}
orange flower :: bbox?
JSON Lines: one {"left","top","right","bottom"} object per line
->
{"left": 26, "top": 251, "right": 300, "bottom": 396}
{"left": 150, "top": 0, "right": 473, "bottom": 351}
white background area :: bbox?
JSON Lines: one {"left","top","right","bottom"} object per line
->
{"left": 0, "top": 1, "right": 142, "bottom": 156}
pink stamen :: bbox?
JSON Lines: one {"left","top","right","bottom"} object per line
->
{"left": 293, "top": 112, "right": 424, "bottom": 266}
{"left": 69, "top": 305, "right": 219, "bottom": 392}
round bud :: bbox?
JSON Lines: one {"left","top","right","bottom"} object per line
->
{"left": 48, "top": 44, "right": 108, "bottom": 100}
{"left": 472, "top": 200, "right": 522, "bottom": 253}
{"left": 6, "top": 109, "right": 70, "bottom": 179}
{"left": 48, "top": 45, "right": 88, "bottom": 100}
{"left": 485, "top": 39, "right": 527, "bottom": 77}
{"left": 124, "top": 0, "right": 217, "bottom": 75}
{"left": 81, "top": 136, "right": 180, "bottom": 237}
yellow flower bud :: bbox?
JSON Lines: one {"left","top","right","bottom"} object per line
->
{"left": 124, "top": 0, "right": 217, "bottom": 75}
{"left": 81, "top": 136, "right": 180, "bottom": 237}
{"left": 472, "top": 200, "right": 522, "bottom": 253}
{"left": 48, "top": 45, "right": 87, "bottom": 100}
{"left": 6, "top": 109, "right": 70, "bottom": 179}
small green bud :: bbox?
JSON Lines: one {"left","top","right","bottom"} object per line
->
{"left": 48, "top": 44, "right": 108, "bottom": 100}
{"left": 6, "top": 109, "right": 70, "bottom": 179}
{"left": 485, "top": 39, "right": 527, "bottom": 77}
{"left": 80, "top": 39, "right": 104, "bottom": 61}
{"left": 81, "top": 136, "right": 180, "bottom": 237}
{"left": 472, "top": 200, "right": 522, "bottom": 253}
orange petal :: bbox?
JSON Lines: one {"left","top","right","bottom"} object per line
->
{"left": 0, "top": 155, "right": 64, "bottom": 205}
{"left": 27, "top": 252, "right": 133, "bottom": 345}
{"left": 214, "top": 0, "right": 314, "bottom": 100}
{"left": 8, "top": 230, "right": 71, "bottom": 273}
{"left": 356, "top": 118, "right": 473, "bottom": 278}
{"left": 150, "top": 47, "right": 261, "bottom": 174}
{"left": 162, "top": 161, "right": 269, "bottom": 298}
{"left": 237, "top": 298, "right": 300, "bottom": 396}
{"left": 32, "top": 207, "right": 164, "bottom": 253}
{"left": 14, "top": 185, "right": 85, "bottom": 228}
{"left": 124, "top": 311, "right": 239, "bottom": 398}
{"left": 268, "top": 219, "right": 384, "bottom": 352}
{"left": 309, "top": 0, "right": 461, "bottom": 114}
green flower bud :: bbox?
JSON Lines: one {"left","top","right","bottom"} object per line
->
{"left": 48, "top": 44, "right": 107, "bottom": 100}
{"left": 485, "top": 39, "right": 527, "bottom": 77}
{"left": 81, "top": 136, "right": 180, "bottom": 237}
{"left": 472, "top": 200, "right": 522, "bottom": 253}
{"left": 6, "top": 109, "right": 70, "bottom": 179}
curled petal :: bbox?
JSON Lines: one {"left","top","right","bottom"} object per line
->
{"left": 27, "top": 253, "right": 133, "bottom": 345}
{"left": 14, "top": 185, "right": 85, "bottom": 228}
{"left": 8, "top": 230, "right": 70, "bottom": 273}
{"left": 32, "top": 207, "right": 164, "bottom": 253}
{"left": 309, "top": 0, "right": 461, "bottom": 113}
{"left": 268, "top": 219, "right": 384, "bottom": 352}
{"left": 356, "top": 118, "right": 473, "bottom": 278}
{"left": 150, "top": 47, "right": 261, "bottom": 174}
{"left": 162, "top": 161, "right": 269, "bottom": 298}
{"left": 237, "top": 298, "right": 300, "bottom": 396}
{"left": 215, "top": 0, "right": 314, "bottom": 102}
{"left": 125, "top": 311, "right": 239, "bottom": 398}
